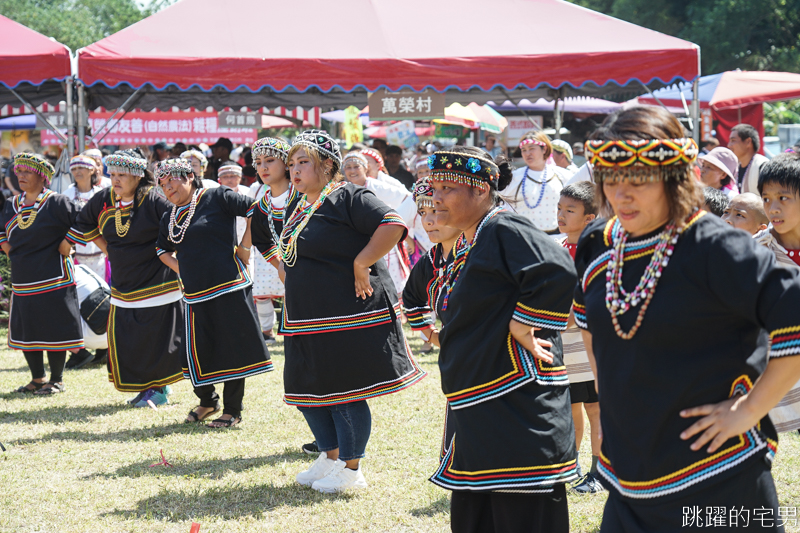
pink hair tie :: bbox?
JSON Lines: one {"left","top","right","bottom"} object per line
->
{"left": 519, "top": 139, "right": 547, "bottom": 148}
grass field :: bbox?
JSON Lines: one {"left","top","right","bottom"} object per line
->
{"left": 0, "top": 328, "right": 798, "bottom": 533}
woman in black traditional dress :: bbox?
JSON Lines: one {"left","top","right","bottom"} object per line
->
{"left": 574, "top": 106, "right": 800, "bottom": 532}
{"left": 155, "top": 158, "right": 273, "bottom": 428}
{"left": 68, "top": 149, "right": 184, "bottom": 408}
{"left": 428, "top": 146, "right": 578, "bottom": 533}
{"left": 253, "top": 130, "right": 425, "bottom": 493}
{"left": 2, "top": 153, "right": 83, "bottom": 395}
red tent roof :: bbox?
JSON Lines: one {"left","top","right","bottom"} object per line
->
{"left": 0, "top": 15, "right": 71, "bottom": 108}
{"left": 0, "top": 15, "right": 71, "bottom": 87}
{"left": 78, "top": 0, "right": 699, "bottom": 110}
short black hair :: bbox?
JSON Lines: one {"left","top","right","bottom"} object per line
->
{"left": 385, "top": 145, "right": 403, "bottom": 156}
{"left": 731, "top": 124, "right": 760, "bottom": 152}
{"left": 757, "top": 152, "right": 800, "bottom": 197}
{"left": 703, "top": 186, "right": 729, "bottom": 217}
{"left": 560, "top": 181, "right": 597, "bottom": 215}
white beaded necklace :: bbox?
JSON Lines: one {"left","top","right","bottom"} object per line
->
{"left": 168, "top": 190, "right": 200, "bottom": 244}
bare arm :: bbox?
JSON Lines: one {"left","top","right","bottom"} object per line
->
{"left": 1, "top": 242, "right": 10, "bottom": 254}
{"left": 58, "top": 239, "right": 72, "bottom": 257}
{"left": 353, "top": 225, "right": 405, "bottom": 300}
{"left": 235, "top": 218, "right": 252, "bottom": 267}
{"left": 159, "top": 253, "right": 180, "bottom": 276}
{"left": 681, "top": 356, "right": 800, "bottom": 453}
{"left": 508, "top": 320, "right": 554, "bottom": 364}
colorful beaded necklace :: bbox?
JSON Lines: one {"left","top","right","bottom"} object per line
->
{"left": 265, "top": 184, "right": 297, "bottom": 244}
{"left": 441, "top": 206, "right": 503, "bottom": 310}
{"left": 520, "top": 166, "right": 549, "bottom": 209}
{"left": 604, "top": 218, "right": 683, "bottom": 339}
{"left": 15, "top": 190, "right": 50, "bottom": 230}
{"left": 280, "top": 181, "right": 345, "bottom": 268}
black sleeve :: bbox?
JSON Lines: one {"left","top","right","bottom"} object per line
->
{"left": 402, "top": 247, "right": 437, "bottom": 331}
{"left": 53, "top": 194, "right": 81, "bottom": 234}
{"left": 218, "top": 187, "right": 256, "bottom": 219}
{"left": 705, "top": 223, "right": 800, "bottom": 360}
{"left": 0, "top": 201, "right": 12, "bottom": 245}
{"left": 497, "top": 219, "right": 577, "bottom": 332}
{"left": 571, "top": 218, "right": 608, "bottom": 330}
{"left": 346, "top": 185, "right": 408, "bottom": 242}
{"left": 155, "top": 211, "right": 176, "bottom": 256}
{"left": 251, "top": 206, "right": 278, "bottom": 261}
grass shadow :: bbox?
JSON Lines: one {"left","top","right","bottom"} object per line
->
{"left": 410, "top": 496, "right": 450, "bottom": 518}
{"left": 7, "top": 420, "right": 221, "bottom": 444}
{"left": 103, "top": 482, "right": 354, "bottom": 521}
{"left": 88, "top": 447, "right": 305, "bottom": 480}
{"left": 0, "top": 403, "right": 131, "bottom": 424}
{"left": 0, "top": 365, "right": 30, "bottom": 373}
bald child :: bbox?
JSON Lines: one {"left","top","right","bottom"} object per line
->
{"left": 721, "top": 192, "right": 769, "bottom": 235}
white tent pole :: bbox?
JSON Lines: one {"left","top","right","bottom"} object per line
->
{"left": 65, "top": 78, "right": 75, "bottom": 159}
{"left": 77, "top": 81, "right": 87, "bottom": 153}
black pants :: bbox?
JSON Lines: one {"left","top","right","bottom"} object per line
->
{"left": 193, "top": 378, "right": 245, "bottom": 417}
{"left": 23, "top": 350, "right": 67, "bottom": 383}
{"left": 450, "top": 485, "right": 569, "bottom": 533}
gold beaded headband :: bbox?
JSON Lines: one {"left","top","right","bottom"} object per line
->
{"left": 586, "top": 138, "right": 699, "bottom": 182}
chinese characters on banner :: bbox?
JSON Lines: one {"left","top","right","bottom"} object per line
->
{"left": 343, "top": 106, "right": 364, "bottom": 147}
{"left": 368, "top": 88, "right": 445, "bottom": 121}
{"left": 217, "top": 111, "right": 261, "bottom": 128}
{"left": 41, "top": 111, "right": 257, "bottom": 146}
{"left": 504, "top": 116, "right": 544, "bottom": 146}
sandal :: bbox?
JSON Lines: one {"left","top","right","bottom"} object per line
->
{"left": 207, "top": 415, "right": 242, "bottom": 428}
{"left": 33, "top": 382, "right": 66, "bottom": 395}
{"left": 185, "top": 405, "right": 220, "bottom": 423}
{"left": 13, "top": 381, "right": 45, "bottom": 393}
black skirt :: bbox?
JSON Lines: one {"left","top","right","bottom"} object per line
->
{"left": 430, "top": 381, "right": 578, "bottom": 492}
{"left": 107, "top": 301, "right": 184, "bottom": 392}
{"left": 182, "top": 287, "right": 273, "bottom": 387}
{"left": 600, "top": 457, "right": 784, "bottom": 532}
{"left": 8, "top": 286, "right": 83, "bottom": 351}
{"left": 282, "top": 315, "right": 425, "bottom": 407}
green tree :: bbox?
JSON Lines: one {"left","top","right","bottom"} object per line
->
{"left": 0, "top": 0, "right": 173, "bottom": 52}
{"left": 567, "top": 0, "right": 800, "bottom": 74}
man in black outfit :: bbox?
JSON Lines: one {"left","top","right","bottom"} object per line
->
{"left": 384, "top": 145, "right": 415, "bottom": 190}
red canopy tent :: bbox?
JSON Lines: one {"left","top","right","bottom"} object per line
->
{"left": 0, "top": 14, "right": 71, "bottom": 109}
{"left": 77, "top": 0, "right": 700, "bottom": 111}
{"left": 639, "top": 71, "right": 800, "bottom": 150}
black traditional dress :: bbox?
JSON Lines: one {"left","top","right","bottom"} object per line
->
{"left": 402, "top": 243, "right": 454, "bottom": 460}
{"left": 429, "top": 208, "right": 579, "bottom": 493}
{"left": 68, "top": 187, "right": 183, "bottom": 392}
{"left": 256, "top": 182, "right": 425, "bottom": 407}
{"left": 156, "top": 186, "right": 272, "bottom": 386}
{"left": 573, "top": 212, "right": 799, "bottom": 531}
{"left": 1, "top": 190, "right": 83, "bottom": 351}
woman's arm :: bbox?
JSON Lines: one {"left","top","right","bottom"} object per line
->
{"left": 159, "top": 252, "right": 180, "bottom": 276}
{"left": 508, "top": 320, "right": 554, "bottom": 364}
{"left": 58, "top": 239, "right": 72, "bottom": 257}
{"left": 680, "top": 356, "right": 800, "bottom": 453}
{"left": 1, "top": 242, "right": 10, "bottom": 254}
{"left": 353, "top": 225, "right": 405, "bottom": 300}
{"left": 235, "top": 218, "right": 252, "bottom": 266}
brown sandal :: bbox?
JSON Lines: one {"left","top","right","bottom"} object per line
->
{"left": 207, "top": 415, "right": 242, "bottom": 428}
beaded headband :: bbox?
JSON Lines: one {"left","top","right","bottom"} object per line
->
{"left": 180, "top": 149, "right": 207, "bottom": 168}
{"left": 415, "top": 159, "right": 429, "bottom": 169}
{"left": 156, "top": 158, "right": 193, "bottom": 182}
{"left": 106, "top": 152, "right": 147, "bottom": 178}
{"left": 252, "top": 137, "right": 290, "bottom": 163}
{"left": 70, "top": 155, "right": 97, "bottom": 171}
{"left": 520, "top": 138, "right": 547, "bottom": 148}
{"left": 292, "top": 129, "right": 342, "bottom": 165}
{"left": 412, "top": 178, "right": 434, "bottom": 209}
{"left": 586, "top": 138, "right": 699, "bottom": 182}
{"left": 218, "top": 162, "right": 242, "bottom": 178}
{"left": 361, "top": 148, "right": 385, "bottom": 169}
{"left": 427, "top": 151, "right": 499, "bottom": 189}
{"left": 342, "top": 152, "right": 368, "bottom": 168}
{"left": 13, "top": 153, "right": 55, "bottom": 181}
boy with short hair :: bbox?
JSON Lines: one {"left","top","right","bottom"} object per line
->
{"left": 757, "top": 153, "right": 800, "bottom": 434}
{"left": 556, "top": 182, "right": 604, "bottom": 493}
{"left": 702, "top": 186, "right": 729, "bottom": 217}
{"left": 721, "top": 192, "right": 769, "bottom": 235}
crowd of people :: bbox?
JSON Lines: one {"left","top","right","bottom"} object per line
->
{"left": 3, "top": 106, "right": 800, "bottom": 532}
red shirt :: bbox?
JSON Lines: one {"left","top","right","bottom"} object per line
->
{"left": 561, "top": 240, "right": 577, "bottom": 260}
{"left": 787, "top": 249, "right": 800, "bottom": 267}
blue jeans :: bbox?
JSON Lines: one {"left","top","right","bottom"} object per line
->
{"left": 298, "top": 401, "right": 372, "bottom": 461}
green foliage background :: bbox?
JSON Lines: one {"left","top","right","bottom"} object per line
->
{"left": 568, "top": 0, "right": 800, "bottom": 75}
{"left": 0, "top": 0, "right": 174, "bottom": 52}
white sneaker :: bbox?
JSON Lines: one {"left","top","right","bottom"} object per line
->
{"left": 296, "top": 452, "right": 337, "bottom": 487}
{"left": 311, "top": 459, "right": 368, "bottom": 493}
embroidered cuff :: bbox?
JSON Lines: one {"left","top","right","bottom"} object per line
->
{"left": 404, "top": 306, "right": 435, "bottom": 331}
{"left": 246, "top": 203, "right": 255, "bottom": 218}
{"left": 0, "top": 232, "right": 7, "bottom": 245}
{"left": 65, "top": 227, "right": 99, "bottom": 246}
{"left": 512, "top": 302, "right": 569, "bottom": 331}
{"left": 261, "top": 245, "right": 279, "bottom": 262}
{"left": 155, "top": 247, "right": 169, "bottom": 257}
{"left": 769, "top": 326, "right": 800, "bottom": 358}
{"left": 572, "top": 301, "right": 588, "bottom": 330}
{"left": 379, "top": 213, "right": 409, "bottom": 241}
